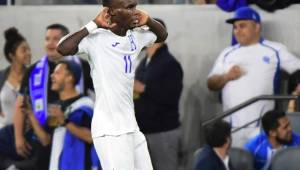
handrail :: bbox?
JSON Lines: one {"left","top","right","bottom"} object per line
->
{"left": 231, "top": 118, "right": 260, "bottom": 133}
{"left": 202, "top": 95, "right": 298, "bottom": 127}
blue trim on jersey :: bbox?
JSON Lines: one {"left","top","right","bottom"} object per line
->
{"left": 260, "top": 41, "right": 281, "bottom": 94}
{"left": 221, "top": 44, "right": 241, "bottom": 121}
{"left": 259, "top": 37, "right": 264, "bottom": 43}
{"left": 223, "top": 44, "right": 241, "bottom": 63}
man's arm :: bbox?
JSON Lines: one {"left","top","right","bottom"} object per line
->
{"left": 57, "top": 7, "right": 116, "bottom": 56}
{"left": 135, "top": 10, "right": 168, "bottom": 43}
{"left": 49, "top": 105, "right": 93, "bottom": 144}
{"left": 65, "top": 123, "right": 93, "bottom": 144}
{"left": 207, "top": 65, "right": 243, "bottom": 91}
{"left": 146, "top": 18, "right": 168, "bottom": 43}
{"left": 26, "top": 109, "right": 51, "bottom": 146}
{"left": 57, "top": 29, "right": 89, "bottom": 56}
{"left": 207, "top": 74, "right": 230, "bottom": 91}
{"left": 13, "top": 96, "right": 32, "bottom": 158}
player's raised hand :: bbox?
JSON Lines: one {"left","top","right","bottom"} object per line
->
{"left": 134, "top": 9, "right": 150, "bottom": 27}
{"left": 93, "top": 7, "right": 117, "bottom": 29}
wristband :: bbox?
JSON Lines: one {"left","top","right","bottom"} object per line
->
{"left": 84, "top": 21, "right": 98, "bottom": 34}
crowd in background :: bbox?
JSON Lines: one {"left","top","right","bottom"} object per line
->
{"left": 1, "top": 2, "right": 300, "bottom": 170}
{"left": 2, "top": 0, "right": 300, "bottom": 13}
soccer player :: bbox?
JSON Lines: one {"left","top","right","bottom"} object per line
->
{"left": 57, "top": 0, "right": 168, "bottom": 169}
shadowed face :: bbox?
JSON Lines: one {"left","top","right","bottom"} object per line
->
{"left": 273, "top": 116, "right": 293, "bottom": 145}
{"left": 45, "top": 29, "right": 64, "bottom": 61}
{"left": 51, "top": 64, "right": 71, "bottom": 92}
{"left": 11, "top": 41, "right": 31, "bottom": 66}
{"left": 108, "top": 0, "right": 138, "bottom": 30}
{"left": 233, "top": 20, "right": 260, "bottom": 46}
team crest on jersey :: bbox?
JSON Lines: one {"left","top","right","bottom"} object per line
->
{"left": 262, "top": 56, "right": 270, "bottom": 64}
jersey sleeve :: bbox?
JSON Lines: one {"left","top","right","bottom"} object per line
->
{"left": 244, "top": 138, "right": 255, "bottom": 153}
{"left": 78, "top": 36, "right": 89, "bottom": 54}
{"left": 279, "top": 45, "right": 300, "bottom": 74}
{"left": 207, "top": 49, "right": 230, "bottom": 78}
{"left": 134, "top": 27, "right": 157, "bottom": 49}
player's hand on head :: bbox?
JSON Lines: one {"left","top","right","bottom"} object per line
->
{"left": 134, "top": 9, "right": 149, "bottom": 27}
{"left": 93, "top": 7, "right": 117, "bottom": 29}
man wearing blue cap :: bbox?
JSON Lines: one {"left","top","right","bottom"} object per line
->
{"left": 48, "top": 60, "right": 101, "bottom": 170}
{"left": 207, "top": 7, "right": 300, "bottom": 147}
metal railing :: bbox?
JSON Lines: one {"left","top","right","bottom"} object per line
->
{"left": 201, "top": 95, "right": 299, "bottom": 130}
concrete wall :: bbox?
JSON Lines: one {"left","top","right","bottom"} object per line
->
{"left": 1, "top": 5, "right": 300, "bottom": 169}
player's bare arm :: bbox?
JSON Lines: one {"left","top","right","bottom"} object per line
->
{"left": 135, "top": 9, "right": 168, "bottom": 43}
{"left": 57, "top": 7, "right": 116, "bottom": 56}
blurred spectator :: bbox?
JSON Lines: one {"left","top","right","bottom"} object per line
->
{"left": 47, "top": 60, "right": 100, "bottom": 170}
{"left": 134, "top": 18, "right": 183, "bottom": 170}
{"left": 216, "top": 0, "right": 248, "bottom": 12}
{"left": 0, "top": 28, "right": 31, "bottom": 129}
{"left": 0, "top": 0, "right": 15, "bottom": 5}
{"left": 51, "top": 0, "right": 97, "bottom": 4}
{"left": 0, "top": 0, "right": 6, "bottom": 5}
{"left": 139, "top": 0, "right": 178, "bottom": 4}
{"left": 216, "top": 0, "right": 300, "bottom": 13}
{"left": 6, "top": 23, "right": 93, "bottom": 168}
{"left": 249, "top": 0, "right": 300, "bottom": 12}
{"left": 192, "top": 0, "right": 215, "bottom": 4}
{"left": 245, "top": 110, "right": 300, "bottom": 170}
{"left": 287, "top": 70, "right": 300, "bottom": 112}
{"left": 207, "top": 7, "right": 300, "bottom": 147}
{"left": 193, "top": 120, "right": 234, "bottom": 170}
{"left": 15, "top": 0, "right": 96, "bottom": 5}
{"left": 0, "top": 91, "right": 53, "bottom": 170}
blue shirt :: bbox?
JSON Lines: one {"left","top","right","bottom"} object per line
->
{"left": 245, "top": 132, "right": 300, "bottom": 170}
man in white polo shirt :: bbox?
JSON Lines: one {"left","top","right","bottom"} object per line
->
{"left": 207, "top": 7, "right": 300, "bottom": 147}
{"left": 57, "top": 0, "right": 168, "bottom": 169}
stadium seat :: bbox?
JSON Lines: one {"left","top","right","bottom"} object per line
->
{"left": 229, "top": 147, "right": 254, "bottom": 170}
{"left": 271, "top": 147, "right": 300, "bottom": 170}
{"left": 287, "top": 112, "right": 300, "bottom": 134}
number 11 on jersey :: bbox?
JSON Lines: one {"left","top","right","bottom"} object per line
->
{"left": 124, "top": 55, "right": 132, "bottom": 73}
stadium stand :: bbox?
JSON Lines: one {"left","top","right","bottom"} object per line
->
{"left": 271, "top": 147, "right": 300, "bottom": 170}
{"left": 287, "top": 112, "right": 300, "bottom": 134}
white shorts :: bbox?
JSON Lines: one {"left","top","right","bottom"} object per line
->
{"left": 93, "top": 131, "right": 153, "bottom": 170}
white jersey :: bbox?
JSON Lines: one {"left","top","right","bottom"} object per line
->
{"left": 208, "top": 40, "right": 300, "bottom": 127}
{"left": 78, "top": 28, "right": 156, "bottom": 137}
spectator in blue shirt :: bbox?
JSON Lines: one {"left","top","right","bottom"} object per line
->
{"left": 245, "top": 110, "right": 300, "bottom": 170}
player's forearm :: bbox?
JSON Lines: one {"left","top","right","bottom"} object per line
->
{"left": 207, "top": 75, "right": 229, "bottom": 91}
{"left": 57, "top": 28, "right": 89, "bottom": 56}
{"left": 147, "top": 18, "right": 168, "bottom": 43}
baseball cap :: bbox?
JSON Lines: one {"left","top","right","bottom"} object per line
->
{"left": 226, "top": 7, "right": 261, "bottom": 24}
